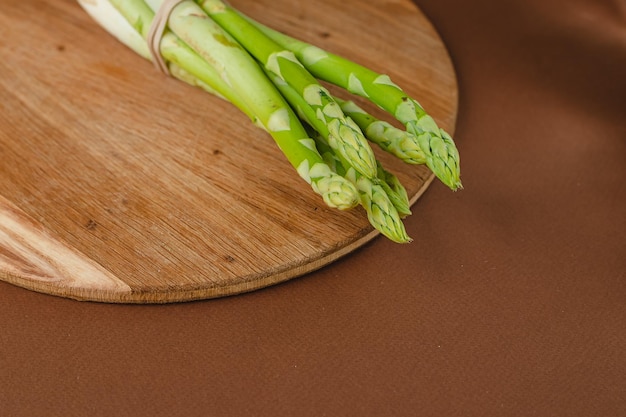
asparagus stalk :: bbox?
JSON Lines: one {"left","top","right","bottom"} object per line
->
{"left": 195, "top": 0, "right": 379, "bottom": 181}
{"left": 159, "top": 32, "right": 251, "bottom": 118}
{"left": 78, "top": 0, "right": 151, "bottom": 59}
{"left": 239, "top": 13, "right": 462, "bottom": 191}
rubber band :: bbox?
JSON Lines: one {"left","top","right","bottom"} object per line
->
{"left": 147, "top": 0, "right": 185, "bottom": 75}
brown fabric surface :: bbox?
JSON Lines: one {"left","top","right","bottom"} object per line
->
{"left": 1, "top": 0, "right": 625, "bottom": 416}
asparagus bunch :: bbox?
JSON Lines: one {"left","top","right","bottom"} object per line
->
{"left": 78, "top": 0, "right": 462, "bottom": 243}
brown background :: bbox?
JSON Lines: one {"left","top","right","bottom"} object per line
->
{"left": 1, "top": 0, "right": 625, "bottom": 415}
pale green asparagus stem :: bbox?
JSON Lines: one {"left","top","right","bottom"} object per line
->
{"left": 167, "top": 62, "right": 227, "bottom": 100}
{"left": 159, "top": 33, "right": 253, "bottom": 119}
{"left": 106, "top": 0, "right": 360, "bottom": 210}
{"left": 78, "top": 0, "right": 151, "bottom": 59}
{"left": 84, "top": 0, "right": 251, "bottom": 117}
{"left": 108, "top": 0, "right": 154, "bottom": 38}
{"left": 196, "top": 0, "right": 379, "bottom": 180}
{"left": 240, "top": 13, "right": 462, "bottom": 191}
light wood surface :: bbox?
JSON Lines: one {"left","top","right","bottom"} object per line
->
{"left": 0, "top": 0, "right": 458, "bottom": 303}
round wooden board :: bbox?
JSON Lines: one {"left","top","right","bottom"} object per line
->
{"left": 0, "top": 0, "right": 458, "bottom": 303}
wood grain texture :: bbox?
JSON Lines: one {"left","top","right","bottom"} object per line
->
{"left": 0, "top": 0, "right": 458, "bottom": 303}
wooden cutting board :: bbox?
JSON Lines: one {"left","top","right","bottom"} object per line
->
{"left": 0, "top": 0, "right": 458, "bottom": 303}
